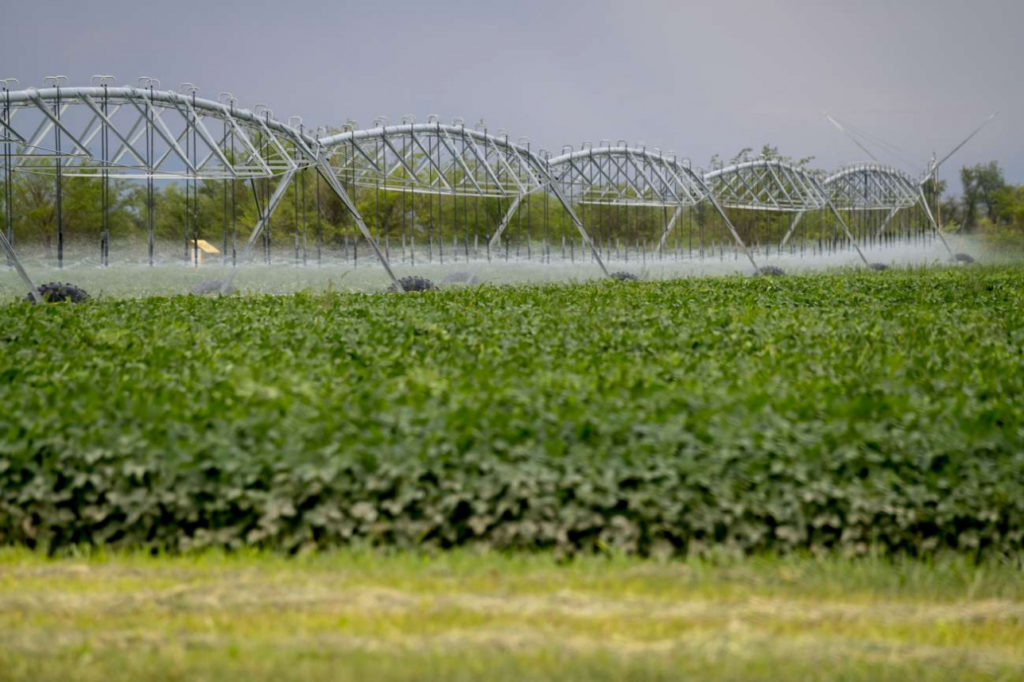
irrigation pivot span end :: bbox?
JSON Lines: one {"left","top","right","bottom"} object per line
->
{"left": 315, "top": 123, "right": 610, "bottom": 276}
{"left": 704, "top": 159, "right": 870, "bottom": 266}
{"left": 0, "top": 81, "right": 404, "bottom": 291}
{"left": 546, "top": 146, "right": 760, "bottom": 272}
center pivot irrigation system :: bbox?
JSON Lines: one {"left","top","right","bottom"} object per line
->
{"left": 2, "top": 78, "right": 964, "bottom": 298}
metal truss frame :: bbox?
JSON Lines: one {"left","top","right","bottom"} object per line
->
{"left": 705, "top": 160, "right": 868, "bottom": 265}
{"left": 547, "top": 147, "right": 707, "bottom": 207}
{"left": 3, "top": 80, "right": 961, "bottom": 296}
{"left": 0, "top": 83, "right": 405, "bottom": 291}
{"left": 824, "top": 163, "right": 920, "bottom": 211}
{"left": 778, "top": 164, "right": 952, "bottom": 256}
{"left": 704, "top": 160, "right": 828, "bottom": 212}
{"left": 1, "top": 85, "right": 312, "bottom": 179}
{"left": 546, "top": 147, "right": 758, "bottom": 270}
{"left": 316, "top": 123, "right": 609, "bottom": 275}
{"left": 1, "top": 84, "right": 616, "bottom": 290}
{"left": 318, "top": 123, "right": 542, "bottom": 198}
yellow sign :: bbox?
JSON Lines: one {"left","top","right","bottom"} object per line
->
{"left": 191, "top": 239, "right": 220, "bottom": 254}
{"left": 188, "top": 239, "right": 221, "bottom": 265}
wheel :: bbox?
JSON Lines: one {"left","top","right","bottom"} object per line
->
{"left": 755, "top": 266, "right": 786, "bottom": 277}
{"left": 954, "top": 253, "right": 975, "bottom": 264}
{"left": 869, "top": 263, "right": 889, "bottom": 271}
{"left": 388, "top": 275, "right": 435, "bottom": 292}
{"left": 27, "top": 282, "right": 90, "bottom": 303}
{"left": 609, "top": 271, "right": 639, "bottom": 281}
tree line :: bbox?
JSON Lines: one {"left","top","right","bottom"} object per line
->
{"left": 924, "top": 161, "right": 1024, "bottom": 247}
{"left": 3, "top": 150, "right": 1022, "bottom": 261}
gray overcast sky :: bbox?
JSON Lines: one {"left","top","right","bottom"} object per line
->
{"left": 3, "top": 0, "right": 1023, "bottom": 191}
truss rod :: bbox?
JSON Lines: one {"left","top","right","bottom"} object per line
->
{"left": 314, "top": 155, "right": 402, "bottom": 289}
{"left": 0, "top": 229, "right": 39, "bottom": 302}
{"left": 655, "top": 204, "right": 685, "bottom": 253}
{"left": 488, "top": 193, "right": 526, "bottom": 249}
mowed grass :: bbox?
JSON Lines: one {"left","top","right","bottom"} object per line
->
{"left": 1, "top": 550, "right": 1023, "bottom": 681}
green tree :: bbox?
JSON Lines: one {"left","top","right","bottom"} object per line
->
{"left": 960, "top": 161, "right": 1005, "bottom": 230}
{"left": 993, "top": 185, "right": 1024, "bottom": 228}
{"left": 757, "top": 144, "right": 815, "bottom": 168}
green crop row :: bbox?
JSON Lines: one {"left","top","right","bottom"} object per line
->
{"left": 1, "top": 266, "right": 1023, "bottom": 556}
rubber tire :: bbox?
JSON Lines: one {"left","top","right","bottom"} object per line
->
{"left": 388, "top": 275, "right": 435, "bottom": 292}
{"left": 27, "top": 281, "right": 90, "bottom": 303}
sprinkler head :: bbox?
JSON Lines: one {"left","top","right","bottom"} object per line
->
{"left": 191, "top": 279, "right": 235, "bottom": 296}
{"left": 442, "top": 272, "right": 479, "bottom": 285}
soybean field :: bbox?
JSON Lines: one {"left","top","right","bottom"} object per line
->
{"left": 2, "top": 266, "right": 1022, "bottom": 557}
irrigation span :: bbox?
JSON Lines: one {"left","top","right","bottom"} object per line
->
{"left": 1, "top": 79, "right": 953, "bottom": 297}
